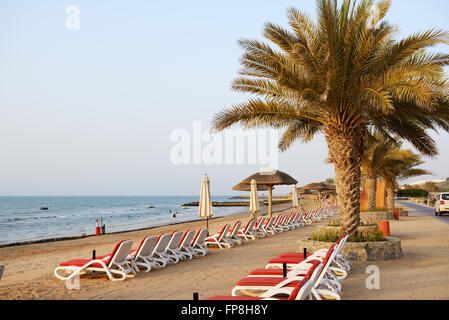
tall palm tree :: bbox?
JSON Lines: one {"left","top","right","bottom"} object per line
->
{"left": 211, "top": 0, "right": 449, "bottom": 235}
{"left": 382, "top": 153, "right": 432, "bottom": 208}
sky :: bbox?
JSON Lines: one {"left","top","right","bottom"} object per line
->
{"left": 1, "top": 0, "right": 449, "bottom": 196}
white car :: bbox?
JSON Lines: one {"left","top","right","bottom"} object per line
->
{"left": 435, "top": 193, "right": 449, "bottom": 216}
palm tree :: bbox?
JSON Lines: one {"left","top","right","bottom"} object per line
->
{"left": 361, "top": 131, "right": 405, "bottom": 210}
{"left": 211, "top": 0, "right": 449, "bottom": 235}
{"left": 326, "top": 178, "right": 335, "bottom": 184}
{"left": 382, "top": 152, "right": 432, "bottom": 208}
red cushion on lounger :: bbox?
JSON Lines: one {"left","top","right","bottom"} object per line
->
{"left": 235, "top": 277, "right": 301, "bottom": 287}
{"left": 267, "top": 257, "right": 307, "bottom": 264}
{"left": 249, "top": 268, "right": 296, "bottom": 276}
{"left": 59, "top": 259, "right": 104, "bottom": 268}
{"left": 278, "top": 252, "right": 314, "bottom": 258}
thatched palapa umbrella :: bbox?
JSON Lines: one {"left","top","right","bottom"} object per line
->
{"left": 233, "top": 169, "right": 298, "bottom": 218}
{"left": 301, "top": 182, "right": 336, "bottom": 207}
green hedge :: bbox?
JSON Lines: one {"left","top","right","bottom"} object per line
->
{"left": 397, "top": 188, "right": 428, "bottom": 198}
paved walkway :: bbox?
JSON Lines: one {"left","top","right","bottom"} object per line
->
{"left": 342, "top": 202, "right": 449, "bottom": 299}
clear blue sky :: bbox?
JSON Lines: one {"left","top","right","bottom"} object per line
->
{"left": 1, "top": 0, "right": 449, "bottom": 196}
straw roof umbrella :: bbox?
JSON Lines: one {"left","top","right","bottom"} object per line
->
{"left": 198, "top": 174, "right": 213, "bottom": 233}
{"left": 301, "top": 182, "right": 336, "bottom": 207}
{"left": 249, "top": 179, "right": 260, "bottom": 219}
{"left": 233, "top": 170, "right": 298, "bottom": 218}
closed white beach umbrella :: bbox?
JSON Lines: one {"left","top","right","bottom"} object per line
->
{"left": 249, "top": 179, "right": 260, "bottom": 218}
{"left": 198, "top": 174, "right": 213, "bottom": 232}
{"left": 292, "top": 185, "right": 299, "bottom": 207}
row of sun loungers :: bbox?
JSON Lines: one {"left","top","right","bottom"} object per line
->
{"left": 204, "top": 206, "right": 338, "bottom": 249}
{"left": 54, "top": 228, "right": 211, "bottom": 282}
{"left": 54, "top": 205, "right": 338, "bottom": 283}
{"left": 207, "top": 234, "right": 350, "bottom": 300}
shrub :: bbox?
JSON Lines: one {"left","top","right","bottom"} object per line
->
{"left": 310, "top": 229, "right": 386, "bottom": 243}
{"left": 397, "top": 188, "right": 428, "bottom": 198}
{"left": 327, "top": 219, "right": 376, "bottom": 227}
{"left": 361, "top": 207, "right": 390, "bottom": 212}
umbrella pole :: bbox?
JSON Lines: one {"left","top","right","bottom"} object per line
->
{"left": 206, "top": 217, "right": 209, "bottom": 236}
{"left": 268, "top": 185, "right": 273, "bottom": 219}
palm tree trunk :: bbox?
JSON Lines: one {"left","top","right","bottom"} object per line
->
{"left": 386, "top": 181, "right": 395, "bottom": 209}
{"left": 366, "top": 175, "right": 377, "bottom": 210}
{"left": 326, "top": 128, "right": 364, "bottom": 236}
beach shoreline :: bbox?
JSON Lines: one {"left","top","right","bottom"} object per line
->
{"left": 0, "top": 202, "right": 294, "bottom": 249}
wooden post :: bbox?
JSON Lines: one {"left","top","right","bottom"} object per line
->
{"left": 268, "top": 185, "right": 273, "bottom": 218}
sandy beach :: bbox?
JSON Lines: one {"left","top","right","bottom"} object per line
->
{"left": 0, "top": 200, "right": 319, "bottom": 299}
{"left": 2, "top": 200, "right": 449, "bottom": 300}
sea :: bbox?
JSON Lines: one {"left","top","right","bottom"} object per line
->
{"left": 0, "top": 196, "right": 248, "bottom": 245}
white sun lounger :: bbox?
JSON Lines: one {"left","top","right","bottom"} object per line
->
{"left": 165, "top": 231, "right": 185, "bottom": 264}
{"left": 151, "top": 233, "right": 173, "bottom": 267}
{"left": 205, "top": 224, "right": 232, "bottom": 249}
{"left": 254, "top": 217, "right": 267, "bottom": 237}
{"left": 191, "top": 228, "right": 210, "bottom": 256}
{"left": 272, "top": 214, "right": 285, "bottom": 233}
{"left": 238, "top": 219, "right": 257, "bottom": 241}
{"left": 129, "top": 235, "right": 160, "bottom": 272}
{"left": 178, "top": 229, "right": 197, "bottom": 259}
{"left": 54, "top": 240, "right": 135, "bottom": 281}
{"left": 262, "top": 216, "right": 276, "bottom": 235}
{"left": 227, "top": 221, "right": 243, "bottom": 245}
{"left": 231, "top": 260, "right": 323, "bottom": 298}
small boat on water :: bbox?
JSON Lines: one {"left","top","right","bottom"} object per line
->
{"left": 181, "top": 206, "right": 188, "bottom": 209}
{"left": 40, "top": 207, "right": 48, "bottom": 211}
{"left": 147, "top": 204, "right": 153, "bottom": 208}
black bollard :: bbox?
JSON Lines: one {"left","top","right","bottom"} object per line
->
{"left": 193, "top": 292, "right": 199, "bottom": 300}
{"left": 303, "top": 248, "right": 307, "bottom": 259}
{"left": 283, "top": 263, "right": 287, "bottom": 277}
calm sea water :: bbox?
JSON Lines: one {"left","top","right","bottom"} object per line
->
{"left": 0, "top": 196, "right": 247, "bottom": 245}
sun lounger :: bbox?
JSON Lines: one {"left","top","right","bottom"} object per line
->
{"left": 191, "top": 228, "right": 210, "bottom": 256}
{"left": 205, "top": 224, "right": 232, "bottom": 249}
{"left": 272, "top": 214, "right": 285, "bottom": 233}
{"left": 227, "top": 221, "right": 243, "bottom": 245}
{"left": 54, "top": 240, "right": 135, "bottom": 281}
{"left": 265, "top": 238, "right": 349, "bottom": 280}
{"left": 238, "top": 219, "right": 257, "bottom": 241}
{"left": 262, "top": 216, "right": 276, "bottom": 235}
{"left": 277, "top": 235, "right": 350, "bottom": 275}
{"left": 234, "top": 246, "right": 344, "bottom": 299}
{"left": 254, "top": 217, "right": 267, "bottom": 237}
{"left": 129, "top": 235, "right": 160, "bottom": 272}
{"left": 178, "top": 230, "right": 197, "bottom": 259}
{"left": 279, "top": 212, "right": 293, "bottom": 231}
{"left": 165, "top": 231, "right": 186, "bottom": 263}
{"left": 151, "top": 233, "right": 173, "bottom": 267}
{"left": 207, "top": 276, "right": 313, "bottom": 300}
{"left": 231, "top": 261, "right": 323, "bottom": 298}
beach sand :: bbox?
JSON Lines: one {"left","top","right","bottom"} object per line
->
{"left": 0, "top": 200, "right": 322, "bottom": 300}
{"left": 3, "top": 200, "right": 445, "bottom": 300}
